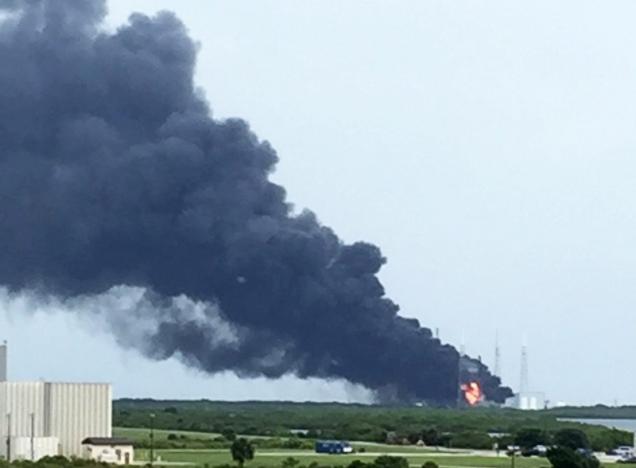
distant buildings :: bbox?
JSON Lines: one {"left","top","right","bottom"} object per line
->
{"left": 0, "top": 342, "right": 130, "bottom": 462}
{"left": 82, "top": 437, "right": 135, "bottom": 464}
{"left": 502, "top": 340, "right": 547, "bottom": 410}
{"left": 505, "top": 391, "right": 546, "bottom": 410}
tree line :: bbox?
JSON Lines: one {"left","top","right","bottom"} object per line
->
{"left": 114, "top": 400, "right": 632, "bottom": 451}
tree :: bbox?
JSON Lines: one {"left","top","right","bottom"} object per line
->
{"left": 554, "top": 429, "right": 589, "bottom": 450}
{"left": 348, "top": 461, "right": 369, "bottom": 468}
{"left": 223, "top": 428, "right": 237, "bottom": 442}
{"left": 421, "top": 428, "right": 441, "bottom": 446}
{"left": 422, "top": 462, "right": 439, "bottom": 468}
{"left": 281, "top": 458, "right": 299, "bottom": 468}
{"left": 450, "top": 431, "right": 493, "bottom": 449}
{"left": 373, "top": 456, "right": 409, "bottom": 468}
{"left": 547, "top": 447, "right": 600, "bottom": 468}
{"left": 515, "top": 428, "right": 549, "bottom": 449}
{"left": 230, "top": 438, "right": 254, "bottom": 468}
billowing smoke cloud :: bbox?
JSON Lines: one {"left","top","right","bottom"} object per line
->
{"left": 0, "top": 0, "right": 511, "bottom": 403}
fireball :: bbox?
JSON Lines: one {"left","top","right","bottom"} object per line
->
{"left": 461, "top": 381, "right": 483, "bottom": 406}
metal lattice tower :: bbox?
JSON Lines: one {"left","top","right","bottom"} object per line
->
{"left": 520, "top": 337, "right": 529, "bottom": 393}
{"left": 494, "top": 331, "right": 501, "bottom": 377}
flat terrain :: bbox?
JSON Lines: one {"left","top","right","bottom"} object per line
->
{"left": 143, "top": 448, "right": 623, "bottom": 468}
{"left": 116, "top": 427, "right": 551, "bottom": 468}
{"left": 115, "top": 427, "right": 223, "bottom": 441}
{"left": 115, "top": 427, "right": 621, "bottom": 468}
{"left": 138, "top": 449, "right": 550, "bottom": 468}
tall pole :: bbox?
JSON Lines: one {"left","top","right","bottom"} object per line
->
{"left": 6, "top": 413, "right": 11, "bottom": 463}
{"left": 494, "top": 330, "right": 501, "bottom": 378}
{"left": 456, "top": 353, "right": 463, "bottom": 409}
{"left": 31, "top": 412, "right": 35, "bottom": 461}
{"left": 149, "top": 413, "right": 155, "bottom": 468}
{"left": 520, "top": 335, "right": 529, "bottom": 394}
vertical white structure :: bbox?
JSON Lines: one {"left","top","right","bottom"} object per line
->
{"left": 0, "top": 341, "right": 7, "bottom": 381}
{"left": 0, "top": 382, "right": 46, "bottom": 436}
{"left": 0, "top": 382, "right": 111, "bottom": 458}
{"left": 493, "top": 331, "right": 501, "bottom": 377}
{"left": 520, "top": 340, "right": 529, "bottom": 393}
{"left": 0, "top": 346, "right": 112, "bottom": 459}
{"left": 44, "top": 383, "right": 112, "bottom": 457}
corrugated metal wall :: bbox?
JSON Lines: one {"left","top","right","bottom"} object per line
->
{"left": 4, "top": 382, "right": 46, "bottom": 437}
{"left": 0, "top": 344, "right": 6, "bottom": 381}
{"left": 0, "top": 382, "right": 112, "bottom": 458}
{"left": 45, "top": 383, "right": 112, "bottom": 457}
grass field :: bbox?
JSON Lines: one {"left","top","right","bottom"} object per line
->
{"left": 115, "top": 427, "right": 222, "bottom": 441}
{"left": 115, "top": 427, "right": 614, "bottom": 468}
{"left": 114, "top": 427, "right": 451, "bottom": 454}
{"left": 137, "top": 449, "right": 550, "bottom": 468}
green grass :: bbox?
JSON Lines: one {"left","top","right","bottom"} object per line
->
{"left": 135, "top": 449, "right": 550, "bottom": 468}
{"left": 114, "top": 427, "right": 222, "bottom": 441}
{"left": 118, "top": 427, "right": 616, "bottom": 468}
{"left": 113, "top": 427, "right": 447, "bottom": 453}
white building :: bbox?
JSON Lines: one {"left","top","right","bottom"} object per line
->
{"left": 82, "top": 437, "right": 134, "bottom": 465}
{"left": 505, "top": 391, "right": 546, "bottom": 410}
{"left": 0, "top": 343, "right": 112, "bottom": 460}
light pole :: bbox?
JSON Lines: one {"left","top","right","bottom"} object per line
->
{"left": 6, "top": 413, "right": 11, "bottom": 463}
{"left": 30, "top": 413, "right": 35, "bottom": 461}
{"left": 149, "top": 413, "right": 155, "bottom": 468}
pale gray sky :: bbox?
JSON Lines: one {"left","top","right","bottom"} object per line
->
{"left": 2, "top": 0, "right": 636, "bottom": 405}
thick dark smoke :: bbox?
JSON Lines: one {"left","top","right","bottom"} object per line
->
{"left": 0, "top": 0, "right": 511, "bottom": 403}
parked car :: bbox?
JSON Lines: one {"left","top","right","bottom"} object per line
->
{"left": 610, "top": 446, "right": 635, "bottom": 459}
{"left": 522, "top": 445, "right": 548, "bottom": 457}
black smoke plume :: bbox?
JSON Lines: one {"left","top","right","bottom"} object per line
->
{"left": 0, "top": 0, "right": 511, "bottom": 404}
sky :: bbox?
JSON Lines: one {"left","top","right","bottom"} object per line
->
{"left": 2, "top": 0, "right": 636, "bottom": 405}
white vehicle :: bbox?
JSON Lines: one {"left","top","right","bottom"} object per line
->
{"left": 614, "top": 446, "right": 634, "bottom": 458}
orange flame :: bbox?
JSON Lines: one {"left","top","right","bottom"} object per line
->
{"left": 461, "top": 381, "right": 483, "bottom": 406}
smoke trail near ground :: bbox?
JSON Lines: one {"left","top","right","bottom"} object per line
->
{"left": 0, "top": 0, "right": 511, "bottom": 403}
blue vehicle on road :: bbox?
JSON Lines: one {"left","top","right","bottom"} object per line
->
{"left": 315, "top": 440, "right": 353, "bottom": 454}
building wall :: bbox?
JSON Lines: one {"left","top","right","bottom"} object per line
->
{"left": 44, "top": 383, "right": 112, "bottom": 457}
{"left": 0, "top": 382, "right": 46, "bottom": 438}
{"left": 0, "top": 345, "right": 6, "bottom": 382}
{"left": 3, "top": 437, "right": 59, "bottom": 461}
{"left": 0, "top": 382, "right": 112, "bottom": 458}
{"left": 505, "top": 391, "right": 546, "bottom": 410}
{"left": 83, "top": 444, "right": 134, "bottom": 465}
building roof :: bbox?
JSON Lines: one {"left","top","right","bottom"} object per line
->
{"left": 81, "top": 437, "right": 133, "bottom": 446}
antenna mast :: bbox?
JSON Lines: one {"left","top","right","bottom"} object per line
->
{"left": 494, "top": 331, "right": 501, "bottom": 377}
{"left": 520, "top": 336, "right": 529, "bottom": 393}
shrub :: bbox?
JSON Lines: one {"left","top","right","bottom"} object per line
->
{"left": 547, "top": 446, "right": 600, "bottom": 468}
{"left": 281, "top": 458, "right": 300, "bottom": 468}
{"left": 553, "top": 429, "right": 589, "bottom": 450}
{"left": 348, "top": 461, "right": 369, "bottom": 468}
{"left": 373, "top": 456, "right": 409, "bottom": 468}
{"left": 223, "top": 429, "right": 237, "bottom": 442}
{"left": 450, "top": 431, "right": 493, "bottom": 450}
